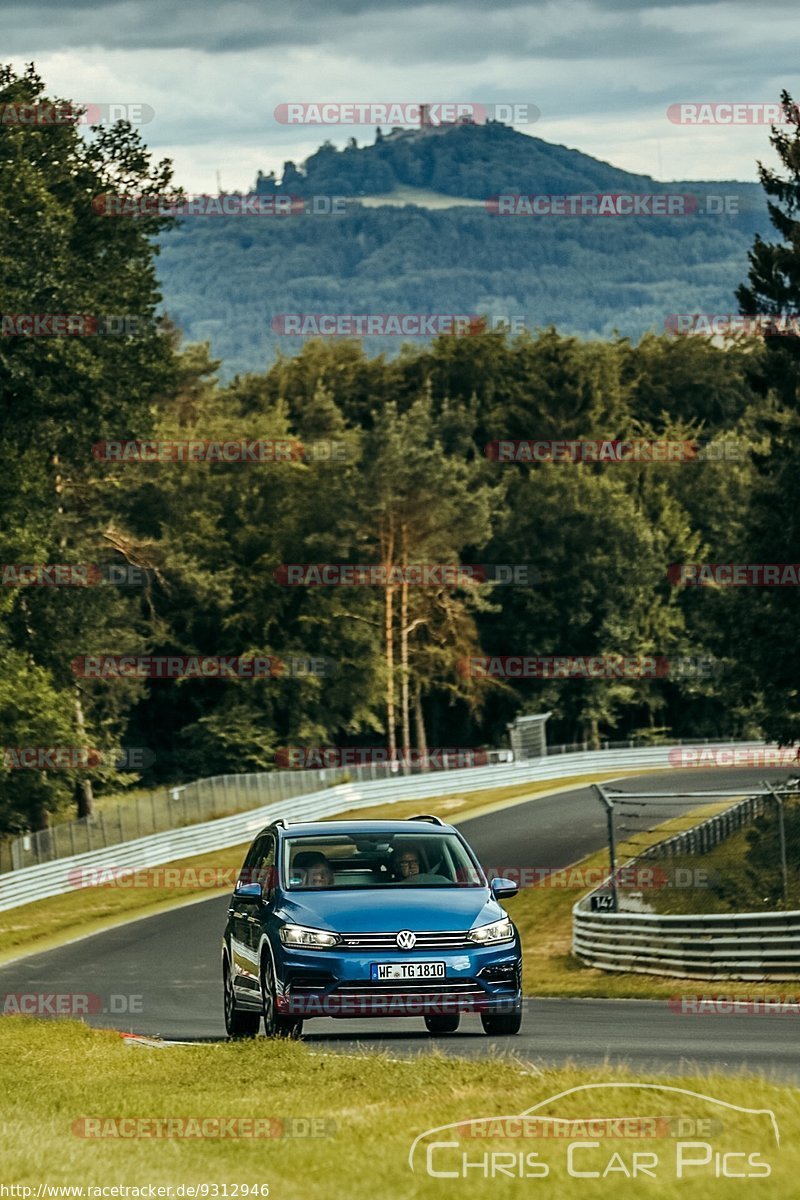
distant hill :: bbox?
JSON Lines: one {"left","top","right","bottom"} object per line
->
{"left": 156, "top": 122, "right": 769, "bottom": 377}
{"left": 253, "top": 120, "right": 760, "bottom": 201}
{"left": 254, "top": 120, "right": 666, "bottom": 199}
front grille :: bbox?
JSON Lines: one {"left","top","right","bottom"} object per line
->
{"left": 334, "top": 978, "right": 484, "bottom": 997}
{"left": 339, "top": 930, "right": 470, "bottom": 950}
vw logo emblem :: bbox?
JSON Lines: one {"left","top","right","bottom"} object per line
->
{"left": 396, "top": 930, "right": 416, "bottom": 950}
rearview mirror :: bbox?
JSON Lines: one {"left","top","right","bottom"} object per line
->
{"left": 490, "top": 876, "right": 518, "bottom": 900}
{"left": 233, "top": 881, "right": 262, "bottom": 903}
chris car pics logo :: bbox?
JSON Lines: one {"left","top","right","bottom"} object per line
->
{"left": 408, "top": 1083, "right": 779, "bottom": 1181}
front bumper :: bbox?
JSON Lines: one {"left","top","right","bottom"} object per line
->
{"left": 274, "top": 939, "right": 522, "bottom": 1019}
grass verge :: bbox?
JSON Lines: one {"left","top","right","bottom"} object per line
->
{"left": 644, "top": 818, "right": 800, "bottom": 915}
{"left": 0, "top": 1019, "right": 794, "bottom": 1198}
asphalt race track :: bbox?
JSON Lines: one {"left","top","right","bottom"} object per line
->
{"left": 2, "top": 766, "right": 798, "bottom": 1079}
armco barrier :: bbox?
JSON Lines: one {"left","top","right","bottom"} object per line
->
{"left": 7, "top": 736, "right": 751, "bottom": 870}
{"left": 634, "top": 791, "right": 768, "bottom": 862}
{"left": 573, "top": 784, "right": 800, "bottom": 980}
{"left": 0, "top": 741, "right": 775, "bottom": 916}
{"left": 572, "top": 908, "right": 800, "bottom": 981}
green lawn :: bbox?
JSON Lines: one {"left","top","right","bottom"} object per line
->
{"left": 0, "top": 1019, "right": 794, "bottom": 1199}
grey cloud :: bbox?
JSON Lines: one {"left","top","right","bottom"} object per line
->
{"left": 3, "top": 0, "right": 786, "bottom": 53}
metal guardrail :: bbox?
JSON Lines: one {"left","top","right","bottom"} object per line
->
{"left": 573, "top": 909, "right": 800, "bottom": 981}
{"left": 634, "top": 792, "right": 769, "bottom": 864}
{"left": 0, "top": 741, "right": 760, "bottom": 915}
{"left": 6, "top": 764, "right": 385, "bottom": 871}
{"left": 4, "top": 735, "right": 762, "bottom": 872}
{"left": 7, "top": 749, "right": 523, "bottom": 871}
{"left": 573, "top": 785, "right": 800, "bottom": 980}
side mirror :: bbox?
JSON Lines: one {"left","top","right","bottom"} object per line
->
{"left": 490, "top": 876, "right": 518, "bottom": 900}
{"left": 233, "top": 881, "right": 262, "bottom": 903}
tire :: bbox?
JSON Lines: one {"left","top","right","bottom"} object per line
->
{"left": 223, "top": 959, "right": 260, "bottom": 1039}
{"left": 480, "top": 1008, "right": 522, "bottom": 1036}
{"left": 262, "top": 954, "right": 303, "bottom": 1039}
{"left": 424, "top": 1014, "right": 460, "bottom": 1034}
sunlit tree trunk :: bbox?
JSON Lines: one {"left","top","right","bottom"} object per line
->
{"left": 414, "top": 680, "right": 428, "bottom": 771}
{"left": 54, "top": 451, "right": 96, "bottom": 818}
{"left": 399, "top": 526, "right": 411, "bottom": 773}
{"left": 73, "top": 690, "right": 94, "bottom": 818}
{"left": 383, "top": 517, "right": 397, "bottom": 762}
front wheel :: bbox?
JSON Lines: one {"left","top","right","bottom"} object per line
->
{"left": 424, "top": 1014, "right": 460, "bottom": 1034}
{"left": 262, "top": 955, "right": 303, "bottom": 1039}
{"left": 223, "top": 959, "right": 260, "bottom": 1039}
{"left": 481, "top": 1008, "right": 522, "bottom": 1036}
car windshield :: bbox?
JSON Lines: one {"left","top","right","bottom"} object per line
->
{"left": 283, "top": 832, "right": 484, "bottom": 889}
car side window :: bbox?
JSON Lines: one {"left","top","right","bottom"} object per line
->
{"left": 251, "top": 835, "right": 277, "bottom": 897}
{"left": 240, "top": 835, "right": 270, "bottom": 887}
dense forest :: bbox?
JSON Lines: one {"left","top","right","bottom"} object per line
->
{"left": 158, "top": 122, "right": 769, "bottom": 376}
{"left": 2, "top": 65, "right": 800, "bottom": 839}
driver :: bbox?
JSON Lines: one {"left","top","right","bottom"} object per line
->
{"left": 292, "top": 851, "right": 335, "bottom": 887}
{"left": 393, "top": 846, "right": 421, "bottom": 881}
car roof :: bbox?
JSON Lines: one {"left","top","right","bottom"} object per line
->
{"left": 264, "top": 819, "right": 459, "bottom": 838}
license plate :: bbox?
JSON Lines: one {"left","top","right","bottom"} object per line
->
{"left": 370, "top": 961, "right": 446, "bottom": 981}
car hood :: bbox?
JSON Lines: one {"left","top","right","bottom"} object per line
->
{"left": 276, "top": 887, "right": 505, "bottom": 933}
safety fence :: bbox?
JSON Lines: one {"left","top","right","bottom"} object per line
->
{"left": 0, "top": 741, "right": 769, "bottom": 914}
{"left": 573, "top": 783, "right": 800, "bottom": 979}
{"left": 4, "top": 736, "right": 765, "bottom": 872}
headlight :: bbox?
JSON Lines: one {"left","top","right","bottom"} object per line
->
{"left": 468, "top": 917, "right": 514, "bottom": 944}
{"left": 279, "top": 924, "right": 340, "bottom": 949}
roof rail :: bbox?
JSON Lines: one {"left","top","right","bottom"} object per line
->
{"left": 409, "top": 814, "right": 445, "bottom": 825}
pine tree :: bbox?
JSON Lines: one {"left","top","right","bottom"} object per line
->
{"left": 737, "top": 89, "right": 800, "bottom": 403}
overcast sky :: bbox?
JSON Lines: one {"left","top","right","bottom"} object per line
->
{"left": 4, "top": 0, "right": 800, "bottom": 193}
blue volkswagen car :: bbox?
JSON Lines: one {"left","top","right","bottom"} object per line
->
{"left": 222, "top": 816, "right": 522, "bottom": 1038}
